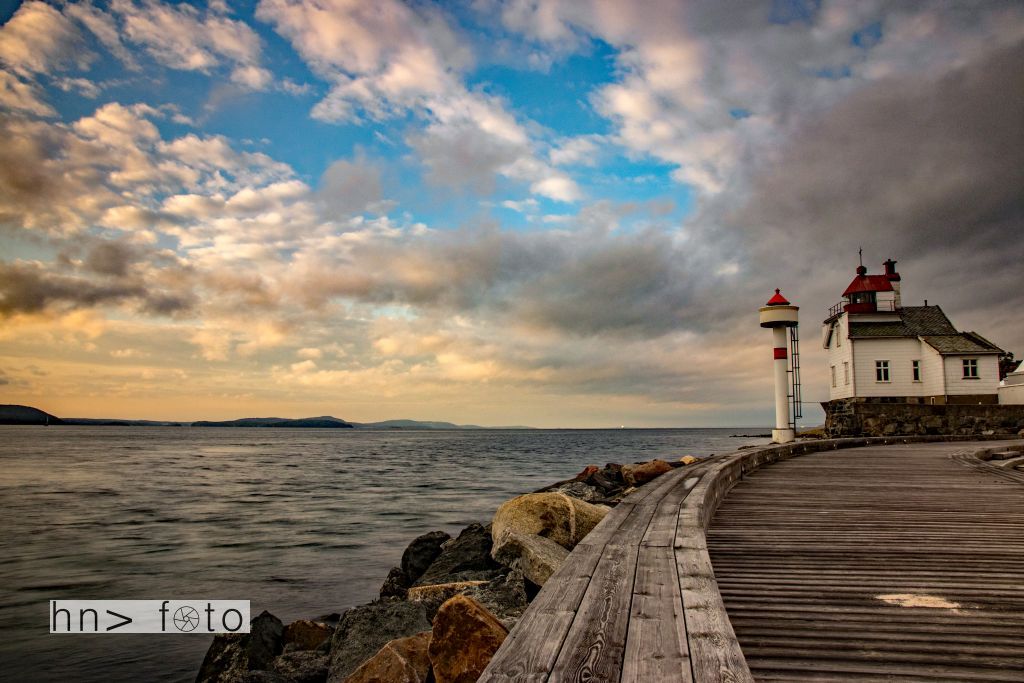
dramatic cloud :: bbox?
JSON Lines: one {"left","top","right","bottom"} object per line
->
{"left": 0, "top": 1, "right": 92, "bottom": 77}
{"left": 112, "top": 0, "right": 271, "bottom": 89}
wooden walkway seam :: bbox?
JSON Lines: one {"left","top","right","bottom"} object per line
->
{"left": 479, "top": 435, "right": 1024, "bottom": 683}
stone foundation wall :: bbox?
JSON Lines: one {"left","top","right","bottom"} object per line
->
{"left": 824, "top": 399, "right": 1024, "bottom": 438}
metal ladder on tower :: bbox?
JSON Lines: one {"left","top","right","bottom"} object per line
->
{"left": 788, "top": 326, "right": 802, "bottom": 430}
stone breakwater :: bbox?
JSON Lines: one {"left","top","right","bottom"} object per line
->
{"left": 195, "top": 456, "right": 698, "bottom": 683}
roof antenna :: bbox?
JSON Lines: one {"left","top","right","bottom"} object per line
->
{"left": 858, "top": 247, "right": 863, "bottom": 267}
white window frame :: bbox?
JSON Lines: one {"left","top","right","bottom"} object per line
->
{"left": 963, "top": 358, "right": 979, "bottom": 379}
{"left": 875, "top": 360, "right": 890, "bottom": 383}
{"left": 912, "top": 360, "right": 921, "bottom": 382}
{"left": 843, "top": 362, "right": 850, "bottom": 385}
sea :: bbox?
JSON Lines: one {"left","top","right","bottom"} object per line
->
{"left": 0, "top": 426, "right": 771, "bottom": 682}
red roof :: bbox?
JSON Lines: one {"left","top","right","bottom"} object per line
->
{"left": 843, "top": 274, "right": 894, "bottom": 297}
{"left": 766, "top": 289, "right": 790, "bottom": 306}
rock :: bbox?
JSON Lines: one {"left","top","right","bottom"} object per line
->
{"left": 678, "top": 455, "right": 698, "bottom": 465}
{"left": 574, "top": 465, "right": 599, "bottom": 480}
{"left": 406, "top": 581, "right": 490, "bottom": 621}
{"left": 196, "top": 634, "right": 245, "bottom": 683}
{"left": 428, "top": 595, "right": 508, "bottom": 683}
{"left": 401, "top": 530, "right": 451, "bottom": 584}
{"left": 327, "top": 601, "right": 431, "bottom": 682}
{"left": 621, "top": 459, "right": 673, "bottom": 486}
{"left": 552, "top": 480, "right": 602, "bottom": 502}
{"left": 464, "top": 567, "right": 529, "bottom": 630}
{"left": 491, "top": 493, "right": 609, "bottom": 551}
{"left": 491, "top": 528, "right": 569, "bottom": 587}
{"left": 414, "top": 524, "right": 500, "bottom": 587}
{"left": 283, "top": 620, "right": 332, "bottom": 652}
{"left": 272, "top": 651, "right": 330, "bottom": 683}
{"left": 380, "top": 566, "right": 409, "bottom": 599}
{"left": 343, "top": 631, "right": 432, "bottom": 683}
{"left": 197, "top": 611, "right": 284, "bottom": 683}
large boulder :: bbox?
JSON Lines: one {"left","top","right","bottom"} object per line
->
{"left": 491, "top": 528, "right": 569, "bottom": 587}
{"left": 428, "top": 595, "right": 508, "bottom": 683}
{"left": 402, "top": 530, "right": 451, "bottom": 584}
{"left": 379, "top": 566, "right": 409, "bottom": 599}
{"left": 552, "top": 480, "right": 603, "bottom": 502}
{"left": 414, "top": 524, "right": 500, "bottom": 587}
{"left": 271, "top": 651, "right": 330, "bottom": 683}
{"left": 406, "top": 581, "right": 489, "bottom": 621}
{"left": 621, "top": 459, "right": 673, "bottom": 486}
{"left": 343, "top": 631, "right": 432, "bottom": 683}
{"left": 327, "top": 601, "right": 431, "bottom": 682}
{"left": 283, "top": 620, "right": 332, "bottom": 652}
{"left": 491, "top": 493, "right": 609, "bottom": 551}
{"left": 463, "top": 566, "right": 529, "bottom": 630}
{"left": 197, "top": 611, "right": 284, "bottom": 683}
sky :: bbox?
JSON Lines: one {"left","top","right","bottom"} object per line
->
{"left": 0, "top": 0, "right": 1022, "bottom": 427}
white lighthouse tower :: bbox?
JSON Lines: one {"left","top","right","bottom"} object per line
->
{"left": 759, "top": 289, "right": 801, "bottom": 443}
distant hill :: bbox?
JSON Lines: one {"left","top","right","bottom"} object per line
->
{"left": 62, "top": 418, "right": 186, "bottom": 426}
{"left": 0, "top": 404, "right": 64, "bottom": 425}
{"left": 191, "top": 416, "right": 354, "bottom": 428}
{"left": 0, "top": 405, "right": 530, "bottom": 429}
{"left": 351, "top": 419, "right": 481, "bottom": 429}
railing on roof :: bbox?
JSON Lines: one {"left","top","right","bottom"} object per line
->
{"left": 828, "top": 299, "right": 898, "bottom": 318}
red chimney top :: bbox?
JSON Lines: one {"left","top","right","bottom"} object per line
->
{"left": 766, "top": 288, "right": 790, "bottom": 306}
{"left": 883, "top": 258, "right": 901, "bottom": 281}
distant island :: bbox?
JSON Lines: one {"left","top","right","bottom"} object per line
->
{"left": 0, "top": 404, "right": 529, "bottom": 429}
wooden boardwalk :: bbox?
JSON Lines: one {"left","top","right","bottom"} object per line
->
{"left": 480, "top": 438, "right": 1024, "bottom": 683}
{"left": 708, "top": 441, "right": 1024, "bottom": 682}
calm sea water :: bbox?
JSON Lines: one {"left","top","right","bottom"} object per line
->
{"left": 0, "top": 426, "right": 770, "bottom": 682}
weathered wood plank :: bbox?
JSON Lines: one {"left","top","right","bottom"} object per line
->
{"left": 707, "top": 440, "right": 1024, "bottom": 683}
{"left": 548, "top": 543, "right": 639, "bottom": 682}
{"left": 676, "top": 534, "right": 753, "bottom": 683}
{"left": 479, "top": 544, "right": 602, "bottom": 682}
{"left": 620, "top": 544, "right": 692, "bottom": 683}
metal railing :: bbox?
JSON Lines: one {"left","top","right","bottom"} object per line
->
{"left": 828, "top": 299, "right": 898, "bottom": 318}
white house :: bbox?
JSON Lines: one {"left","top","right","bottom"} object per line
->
{"left": 822, "top": 259, "right": 1004, "bottom": 405}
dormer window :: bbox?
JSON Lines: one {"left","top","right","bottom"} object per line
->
{"left": 850, "top": 291, "right": 876, "bottom": 306}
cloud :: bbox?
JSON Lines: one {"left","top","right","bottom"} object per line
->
{"left": 259, "top": 0, "right": 580, "bottom": 202}
{"left": 0, "top": 72, "right": 56, "bottom": 117}
{"left": 0, "top": 260, "right": 192, "bottom": 317}
{"left": 0, "top": 1, "right": 92, "bottom": 77}
{"left": 318, "top": 157, "right": 384, "bottom": 216}
{"left": 110, "top": 0, "right": 270, "bottom": 89}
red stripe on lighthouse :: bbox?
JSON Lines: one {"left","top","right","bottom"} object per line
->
{"left": 773, "top": 347, "right": 787, "bottom": 360}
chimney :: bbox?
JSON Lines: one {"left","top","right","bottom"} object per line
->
{"left": 883, "top": 258, "right": 901, "bottom": 308}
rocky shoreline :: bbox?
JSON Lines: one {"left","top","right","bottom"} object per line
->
{"left": 195, "top": 456, "right": 700, "bottom": 683}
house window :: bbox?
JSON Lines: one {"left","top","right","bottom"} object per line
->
{"left": 963, "top": 358, "right": 978, "bottom": 379}
{"left": 831, "top": 365, "right": 836, "bottom": 387}
{"left": 912, "top": 360, "right": 921, "bottom": 382}
{"left": 843, "top": 362, "right": 850, "bottom": 385}
{"left": 875, "top": 360, "right": 890, "bottom": 382}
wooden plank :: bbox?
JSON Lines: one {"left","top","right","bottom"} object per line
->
{"left": 548, "top": 543, "right": 639, "bottom": 682}
{"left": 479, "top": 544, "right": 601, "bottom": 682}
{"left": 706, "top": 441, "right": 1024, "bottom": 683}
{"left": 677, "top": 536, "right": 753, "bottom": 683}
{"left": 621, "top": 544, "right": 692, "bottom": 682}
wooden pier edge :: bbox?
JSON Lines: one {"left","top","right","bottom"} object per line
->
{"left": 480, "top": 433, "right": 1023, "bottom": 683}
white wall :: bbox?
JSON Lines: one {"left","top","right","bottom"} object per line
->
{"left": 999, "top": 383, "right": 1024, "bottom": 404}
{"left": 920, "top": 344, "right": 946, "bottom": 396}
{"left": 942, "top": 355, "right": 1000, "bottom": 396}
{"left": 824, "top": 315, "right": 855, "bottom": 400}
{"left": 852, "top": 337, "right": 927, "bottom": 397}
